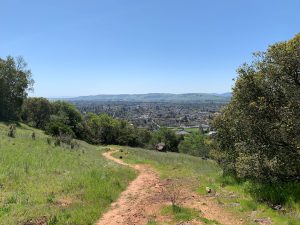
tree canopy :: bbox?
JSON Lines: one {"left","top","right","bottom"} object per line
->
{"left": 213, "top": 33, "right": 300, "bottom": 182}
{"left": 179, "top": 133, "right": 208, "bottom": 157}
{"left": 22, "top": 97, "right": 52, "bottom": 129}
{"left": 0, "top": 56, "right": 34, "bottom": 121}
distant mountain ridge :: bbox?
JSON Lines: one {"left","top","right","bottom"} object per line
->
{"left": 62, "top": 93, "right": 232, "bottom": 103}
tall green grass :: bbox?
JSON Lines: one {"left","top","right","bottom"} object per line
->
{"left": 0, "top": 123, "right": 136, "bottom": 225}
{"left": 114, "top": 146, "right": 220, "bottom": 179}
{"left": 246, "top": 181, "right": 300, "bottom": 208}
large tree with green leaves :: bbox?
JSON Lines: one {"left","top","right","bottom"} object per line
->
{"left": 0, "top": 56, "right": 34, "bottom": 121}
{"left": 45, "top": 101, "right": 83, "bottom": 137}
{"left": 213, "top": 33, "right": 300, "bottom": 182}
{"left": 22, "top": 97, "right": 52, "bottom": 129}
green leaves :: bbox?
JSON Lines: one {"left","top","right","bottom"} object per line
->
{"left": 213, "top": 33, "right": 300, "bottom": 182}
{"left": 178, "top": 133, "right": 208, "bottom": 157}
{"left": 0, "top": 56, "right": 33, "bottom": 121}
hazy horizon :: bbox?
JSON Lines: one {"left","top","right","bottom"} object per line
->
{"left": 44, "top": 92, "right": 232, "bottom": 99}
{"left": 2, "top": 0, "right": 300, "bottom": 97}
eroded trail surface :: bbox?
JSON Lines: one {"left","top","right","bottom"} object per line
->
{"left": 96, "top": 150, "right": 243, "bottom": 225}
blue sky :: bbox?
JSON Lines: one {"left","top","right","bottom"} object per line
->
{"left": 1, "top": 0, "right": 299, "bottom": 97}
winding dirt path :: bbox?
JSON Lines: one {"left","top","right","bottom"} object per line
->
{"left": 96, "top": 150, "right": 243, "bottom": 225}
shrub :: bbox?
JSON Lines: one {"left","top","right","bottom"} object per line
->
{"left": 70, "top": 140, "right": 80, "bottom": 149}
{"left": 54, "top": 138, "right": 61, "bottom": 147}
{"left": 7, "top": 124, "right": 16, "bottom": 138}
{"left": 164, "top": 180, "right": 184, "bottom": 207}
{"left": 31, "top": 131, "right": 36, "bottom": 140}
{"left": 178, "top": 133, "right": 209, "bottom": 157}
{"left": 150, "top": 128, "right": 181, "bottom": 152}
{"left": 45, "top": 114, "right": 75, "bottom": 137}
{"left": 21, "top": 97, "right": 52, "bottom": 129}
{"left": 46, "top": 137, "right": 52, "bottom": 145}
{"left": 213, "top": 33, "right": 300, "bottom": 182}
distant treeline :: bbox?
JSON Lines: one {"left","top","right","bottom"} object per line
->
{"left": 21, "top": 98, "right": 208, "bottom": 156}
{"left": 0, "top": 56, "right": 208, "bottom": 157}
{"left": 63, "top": 93, "right": 231, "bottom": 103}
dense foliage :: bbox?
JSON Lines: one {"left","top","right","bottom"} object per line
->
{"left": 20, "top": 97, "right": 201, "bottom": 152}
{"left": 213, "top": 33, "right": 300, "bottom": 182}
{"left": 178, "top": 133, "right": 208, "bottom": 157}
{"left": 20, "top": 98, "right": 154, "bottom": 147}
{"left": 0, "top": 56, "right": 33, "bottom": 121}
{"left": 46, "top": 101, "right": 83, "bottom": 137}
{"left": 150, "top": 127, "right": 182, "bottom": 152}
{"left": 22, "top": 97, "right": 52, "bottom": 129}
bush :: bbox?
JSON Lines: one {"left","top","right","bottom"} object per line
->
{"left": 7, "top": 124, "right": 16, "bottom": 138}
{"left": 150, "top": 128, "right": 181, "bottom": 152}
{"left": 178, "top": 133, "right": 209, "bottom": 157}
{"left": 213, "top": 33, "right": 300, "bottom": 182}
{"left": 70, "top": 140, "right": 80, "bottom": 149}
{"left": 45, "top": 114, "right": 75, "bottom": 137}
{"left": 31, "top": 131, "right": 36, "bottom": 140}
{"left": 21, "top": 97, "right": 52, "bottom": 129}
{"left": 46, "top": 137, "right": 52, "bottom": 145}
{"left": 52, "top": 133, "right": 74, "bottom": 148}
{"left": 82, "top": 113, "right": 151, "bottom": 147}
{"left": 54, "top": 138, "right": 61, "bottom": 147}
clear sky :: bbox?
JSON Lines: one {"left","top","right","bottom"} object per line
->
{"left": 1, "top": 0, "right": 299, "bottom": 97}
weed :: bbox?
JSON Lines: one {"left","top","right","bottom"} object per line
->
{"left": 48, "top": 216, "right": 58, "bottom": 225}
{"left": 7, "top": 124, "right": 16, "bottom": 138}
{"left": 147, "top": 219, "right": 157, "bottom": 225}
{"left": 5, "top": 195, "right": 17, "bottom": 204}
{"left": 31, "top": 131, "right": 36, "bottom": 140}
{"left": 47, "top": 193, "right": 56, "bottom": 203}
{"left": 70, "top": 140, "right": 79, "bottom": 149}
{"left": 47, "top": 137, "right": 52, "bottom": 145}
{"left": 24, "top": 161, "right": 30, "bottom": 174}
{"left": 164, "top": 179, "right": 184, "bottom": 207}
{"left": 240, "top": 199, "right": 258, "bottom": 211}
{"left": 54, "top": 138, "right": 61, "bottom": 147}
{"left": 161, "top": 205, "right": 200, "bottom": 222}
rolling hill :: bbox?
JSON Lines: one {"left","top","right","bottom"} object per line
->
{"left": 60, "top": 93, "right": 231, "bottom": 103}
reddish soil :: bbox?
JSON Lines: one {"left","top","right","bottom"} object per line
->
{"left": 96, "top": 150, "right": 244, "bottom": 225}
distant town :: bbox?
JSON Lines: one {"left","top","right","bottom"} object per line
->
{"left": 70, "top": 100, "right": 225, "bottom": 134}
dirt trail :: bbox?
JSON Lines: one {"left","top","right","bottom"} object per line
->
{"left": 96, "top": 150, "right": 243, "bottom": 225}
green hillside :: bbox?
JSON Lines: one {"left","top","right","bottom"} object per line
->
{"left": 64, "top": 93, "right": 231, "bottom": 103}
{"left": 0, "top": 123, "right": 136, "bottom": 225}
{"left": 114, "top": 147, "right": 300, "bottom": 225}
{"left": 0, "top": 123, "right": 299, "bottom": 225}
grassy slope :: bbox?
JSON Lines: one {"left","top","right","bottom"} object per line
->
{"left": 114, "top": 146, "right": 300, "bottom": 225}
{"left": 0, "top": 123, "right": 136, "bottom": 225}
